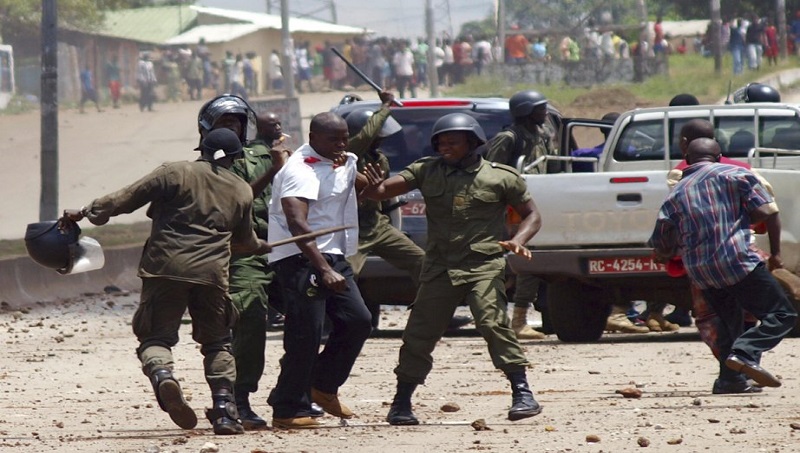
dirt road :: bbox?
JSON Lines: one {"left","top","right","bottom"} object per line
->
{"left": 2, "top": 293, "right": 799, "bottom": 452}
{"left": 5, "top": 84, "right": 800, "bottom": 452}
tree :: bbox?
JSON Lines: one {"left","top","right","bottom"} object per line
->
{"left": 500, "top": 0, "right": 642, "bottom": 34}
{"left": 0, "top": 0, "right": 182, "bottom": 48}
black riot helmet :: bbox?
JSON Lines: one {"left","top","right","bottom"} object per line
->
{"left": 732, "top": 83, "right": 781, "bottom": 104}
{"left": 345, "top": 108, "right": 403, "bottom": 138}
{"left": 197, "top": 94, "right": 257, "bottom": 143}
{"left": 25, "top": 220, "right": 105, "bottom": 275}
{"left": 430, "top": 113, "right": 487, "bottom": 148}
{"left": 509, "top": 90, "right": 548, "bottom": 118}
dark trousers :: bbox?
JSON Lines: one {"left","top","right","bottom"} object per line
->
{"left": 268, "top": 253, "right": 372, "bottom": 419}
{"left": 702, "top": 263, "right": 797, "bottom": 383}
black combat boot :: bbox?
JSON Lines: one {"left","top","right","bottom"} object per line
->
{"left": 506, "top": 371, "right": 543, "bottom": 421}
{"left": 234, "top": 390, "right": 267, "bottom": 430}
{"left": 205, "top": 388, "right": 245, "bottom": 435}
{"left": 150, "top": 367, "right": 198, "bottom": 429}
{"left": 386, "top": 381, "right": 419, "bottom": 426}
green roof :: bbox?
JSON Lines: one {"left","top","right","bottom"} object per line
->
{"left": 97, "top": 5, "right": 198, "bottom": 44}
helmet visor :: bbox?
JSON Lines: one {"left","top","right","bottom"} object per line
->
{"left": 63, "top": 236, "right": 105, "bottom": 275}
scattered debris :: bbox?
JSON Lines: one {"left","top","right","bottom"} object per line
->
{"left": 440, "top": 402, "right": 460, "bottom": 412}
{"left": 616, "top": 387, "right": 643, "bottom": 398}
{"left": 666, "top": 438, "right": 683, "bottom": 445}
{"left": 471, "top": 419, "right": 490, "bottom": 431}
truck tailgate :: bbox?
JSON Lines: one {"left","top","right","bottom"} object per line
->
{"left": 525, "top": 171, "right": 669, "bottom": 247}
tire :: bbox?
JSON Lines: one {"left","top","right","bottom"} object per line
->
{"left": 547, "top": 280, "right": 610, "bottom": 342}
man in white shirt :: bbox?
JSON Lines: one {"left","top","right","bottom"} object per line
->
{"left": 268, "top": 50, "right": 283, "bottom": 91}
{"left": 392, "top": 40, "right": 416, "bottom": 98}
{"left": 267, "top": 112, "right": 372, "bottom": 429}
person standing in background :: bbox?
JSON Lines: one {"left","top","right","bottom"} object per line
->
{"left": 105, "top": 55, "right": 121, "bottom": 109}
{"left": 137, "top": 51, "right": 158, "bottom": 112}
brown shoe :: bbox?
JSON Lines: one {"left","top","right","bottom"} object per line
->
{"left": 272, "top": 416, "right": 321, "bottom": 429}
{"left": 646, "top": 314, "right": 679, "bottom": 332}
{"left": 311, "top": 388, "right": 354, "bottom": 419}
{"left": 605, "top": 313, "right": 649, "bottom": 334}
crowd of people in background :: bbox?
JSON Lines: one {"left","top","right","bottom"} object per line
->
{"left": 87, "top": 10, "right": 800, "bottom": 111}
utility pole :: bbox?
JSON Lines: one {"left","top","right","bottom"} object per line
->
{"left": 281, "top": 0, "right": 296, "bottom": 98}
{"left": 777, "top": 0, "right": 788, "bottom": 59}
{"left": 498, "top": 0, "right": 505, "bottom": 65}
{"left": 329, "top": 0, "right": 337, "bottom": 24}
{"left": 426, "top": 0, "right": 439, "bottom": 97}
{"left": 710, "top": 0, "right": 721, "bottom": 73}
{"left": 40, "top": 0, "right": 58, "bottom": 221}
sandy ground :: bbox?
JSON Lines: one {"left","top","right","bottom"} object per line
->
{"left": 2, "top": 293, "right": 800, "bottom": 453}
{"left": 5, "top": 85, "right": 800, "bottom": 452}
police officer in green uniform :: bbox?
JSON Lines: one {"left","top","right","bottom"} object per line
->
{"left": 346, "top": 91, "right": 474, "bottom": 330}
{"left": 362, "top": 113, "right": 545, "bottom": 425}
{"left": 221, "top": 107, "right": 290, "bottom": 429}
{"left": 484, "top": 90, "right": 556, "bottom": 340}
{"left": 62, "top": 127, "right": 271, "bottom": 435}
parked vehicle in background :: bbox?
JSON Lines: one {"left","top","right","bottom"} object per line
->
{"left": 509, "top": 98, "right": 800, "bottom": 342}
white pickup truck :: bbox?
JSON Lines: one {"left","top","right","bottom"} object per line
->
{"left": 508, "top": 101, "right": 800, "bottom": 342}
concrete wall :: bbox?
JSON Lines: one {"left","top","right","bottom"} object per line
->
{"left": 0, "top": 246, "right": 142, "bottom": 309}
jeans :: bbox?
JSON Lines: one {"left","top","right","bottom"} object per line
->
{"left": 701, "top": 263, "right": 796, "bottom": 383}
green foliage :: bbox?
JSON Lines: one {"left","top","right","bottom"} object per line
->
{"left": 446, "top": 53, "right": 798, "bottom": 109}
{"left": 502, "top": 0, "right": 640, "bottom": 33}
{"left": 0, "top": 0, "right": 180, "bottom": 46}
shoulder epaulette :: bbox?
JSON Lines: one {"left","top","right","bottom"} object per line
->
{"left": 487, "top": 161, "right": 521, "bottom": 176}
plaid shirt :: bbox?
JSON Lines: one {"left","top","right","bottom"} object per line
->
{"left": 648, "top": 162, "right": 774, "bottom": 289}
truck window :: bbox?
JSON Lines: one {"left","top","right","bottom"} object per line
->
{"left": 716, "top": 116, "right": 800, "bottom": 157}
{"left": 613, "top": 119, "right": 664, "bottom": 161}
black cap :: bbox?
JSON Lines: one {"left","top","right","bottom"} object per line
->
{"left": 200, "top": 128, "right": 243, "bottom": 161}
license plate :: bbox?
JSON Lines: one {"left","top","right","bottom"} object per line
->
{"left": 587, "top": 256, "right": 666, "bottom": 274}
{"left": 400, "top": 200, "right": 427, "bottom": 217}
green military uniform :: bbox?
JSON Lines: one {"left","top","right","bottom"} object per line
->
{"left": 393, "top": 156, "right": 532, "bottom": 384}
{"left": 229, "top": 139, "right": 277, "bottom": 395}
{"left": 83, "top": 160, "right": 258, "bottom": 391}
{"left": 485, "top": 123, "right": 555, "bottom": 314}
{"left": 485, "top": 123, "right": 555, "bottom": 174}
{"left": 346, "top": 107, "right": 425, "bottom": 288}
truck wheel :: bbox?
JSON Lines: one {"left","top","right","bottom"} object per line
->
{"left": 548, "top": 280, "right": 610, "bottom": 342}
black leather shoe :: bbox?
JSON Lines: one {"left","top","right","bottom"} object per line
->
{"left": 238, "top": 406, "right": 268, "bottom": 430}
{"left": 386, "top": 404, "right": 419, "bottom": 425}
{"left": 725, "top": 354, "right": 781, "bottom": 388}
{"left": 712, "top": 379, "right": 764, "bottom": 395}
{"left": 508, "top": 392, "right": 542, "bottom": 421}
{"left": 447, "top": 315, "right": 473, "bottom": 330}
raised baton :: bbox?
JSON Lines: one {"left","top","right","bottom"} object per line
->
{"left": 330, "top": 47, "right": 403, "bottom": 107}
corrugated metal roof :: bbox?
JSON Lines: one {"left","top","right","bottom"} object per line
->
{"left": 191, "top": 6, "right": 371, "bottom": 35}
{"left": 99, "top": 5, "right": 198, "bottom": 44}
{"left": 165, "top": 23, "right": 261, "bottom": 45}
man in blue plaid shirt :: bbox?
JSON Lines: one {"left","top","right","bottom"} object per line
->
{"left": 649, "top": 137, "right": 796, "bottom": 390}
